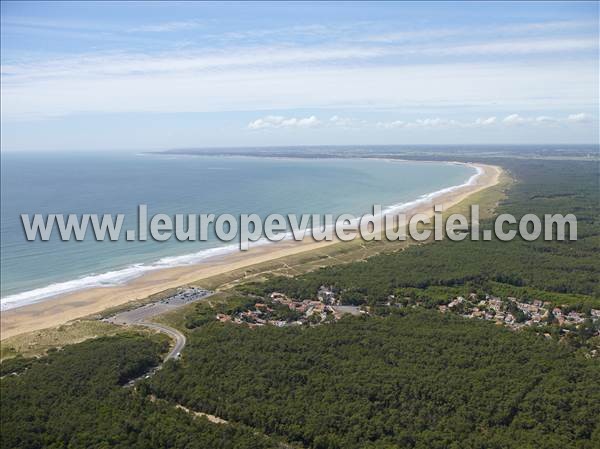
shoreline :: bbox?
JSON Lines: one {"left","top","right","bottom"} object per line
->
{"left": 1, "top": 162, "right": 502, "bottom": 340}
{"left": 0, "top": 157, "right": 474, "bottom": 311}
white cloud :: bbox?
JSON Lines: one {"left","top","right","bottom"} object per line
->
{"left": 502, "top": 114, "right": 559, "bottom": 125}
{"left": 432, "top": 38, "right": 597, "bottom": 56}
{"left": 4, "top": 36, "right": 595, "bottom": 85}
{"left": 1, "top": 52, "right": 596, "bottom": 121}
{"left": 502, "top": 113, "right": 591, "bottom": 125}
{"left": 566, "top": 113, "right": 592, "bottom": 123}
{"left": 503, "top": 114, "right": 527, "bottom": 125}
{"left": 0, "top": 46, "right": 391, "bottom": 82}
{"left": 413, "top": 118, "right": 461, "bottom": 127}
{"left": 374, "top": 113, "right": 594, "bottom": 131}
{"left": 474, "top": 116, "right": 497, "bottom": 126}
{"left": 535, "top": 116, "right": 557, "bottom": 123}
{"left": 248, "top": 115, "right": 321, "bottom": 130}
{"left": 363, "top": 20, "right": 594, "bottom": 43}
{"left": 376, "top": 120, "right": 406, "bottom": 129}
{"left": 501, "top": 20, "right": 595, "bottom": 33}
{"left": 247, "top": 115, "right": 283, "bottom": 129}
{"left": 364, "top": 28, "right": 460, "bottom": 43}
{"left": 379, "top": 116, "right": 496, "bottom": 129}
{"left": 128, "top": 21, "right": 204, "bottom": 33}
{"left": 329, "top": 115, "right": 365, "bottom": 128}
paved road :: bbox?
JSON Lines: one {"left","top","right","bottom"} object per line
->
{"left": 121, "top": 322, "right": 187, "bottom": 386}
{"left": 140, "top": 322, "right": 186, "bottom": 362}
{"left": 106, "top": 314, "right": 188, "bottom": 362}
{"left": 104, "top": 288, "right": 212, "bottom": 383}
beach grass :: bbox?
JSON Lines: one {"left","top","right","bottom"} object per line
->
{"left": 0, "top": 320, "right": 126, "bottom": 360}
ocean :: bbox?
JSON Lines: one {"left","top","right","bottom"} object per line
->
{"left": 0, "top": 152, "right": 476, "bottom": 310}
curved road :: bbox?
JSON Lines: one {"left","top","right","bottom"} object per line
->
{"left": 104, "top": 288, "right": 213, "bottom": 383}
{"left": 105, "top": 314, "right": 187, "bottom": 364}
{"left": 139, "top": 322, "right": 186, "bottom": 362}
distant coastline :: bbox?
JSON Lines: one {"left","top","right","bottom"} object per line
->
{"left": 155, "top": 144, "right": 600, "bottom": 161}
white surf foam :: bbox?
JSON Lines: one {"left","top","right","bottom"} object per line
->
{"left": 382, "top": 163, "right": 482, "bottom": 214}
{"left": 0, "top": 244, "right": 239, "bottom": 311}
{"left": 1, "top": 163, "right": 482, "bottom": 311}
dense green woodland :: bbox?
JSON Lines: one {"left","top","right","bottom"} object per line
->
{"left": 1, "top": 157, "right": 599, "bottom": 448}
{"left": 148, "top": 312, "right": 600, "bottom": 449}
{"left": 0, "top": 335, "right": 277, "bottom": 449}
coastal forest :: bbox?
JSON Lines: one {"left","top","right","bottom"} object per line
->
{"left": 147, "top": 311, "right": 600, "bottom": 449}
{"left": 1, "top": 154, "right": 599, "bottom": 449}
{"left": 0, "top": 334, "right": 278, "bottom": 449}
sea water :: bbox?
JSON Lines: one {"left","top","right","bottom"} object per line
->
{"left": 0, "top": 151, "right": 475, "bottom": 310}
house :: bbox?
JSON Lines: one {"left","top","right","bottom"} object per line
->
{"left": 448, "top": 297, "right": 465, "bottom": 308}
{"left": 567, "top": 311, "right": 585, "bottom": 324}
{"left": 289, "top": 302, "right": 308, "bottom": 313}
{"left": 488, "top": 299, "right": 504, "bottom": 312}
{"left": 270, "top": 292, "right": 287, "bottom": 300}
{"left": 318, "top": 286, "right": 338, "bottom": 304}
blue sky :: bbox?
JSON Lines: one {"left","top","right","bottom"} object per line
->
{"left": 1, "top": 1, "right": 598, "bottom": 151}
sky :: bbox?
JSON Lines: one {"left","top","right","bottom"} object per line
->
{"left": 1, "top": 1, "right": 598, "bottom": 151}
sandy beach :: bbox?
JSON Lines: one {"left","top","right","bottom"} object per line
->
{"left": 1, "top": 162, "right": 502, "bottom": 340}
